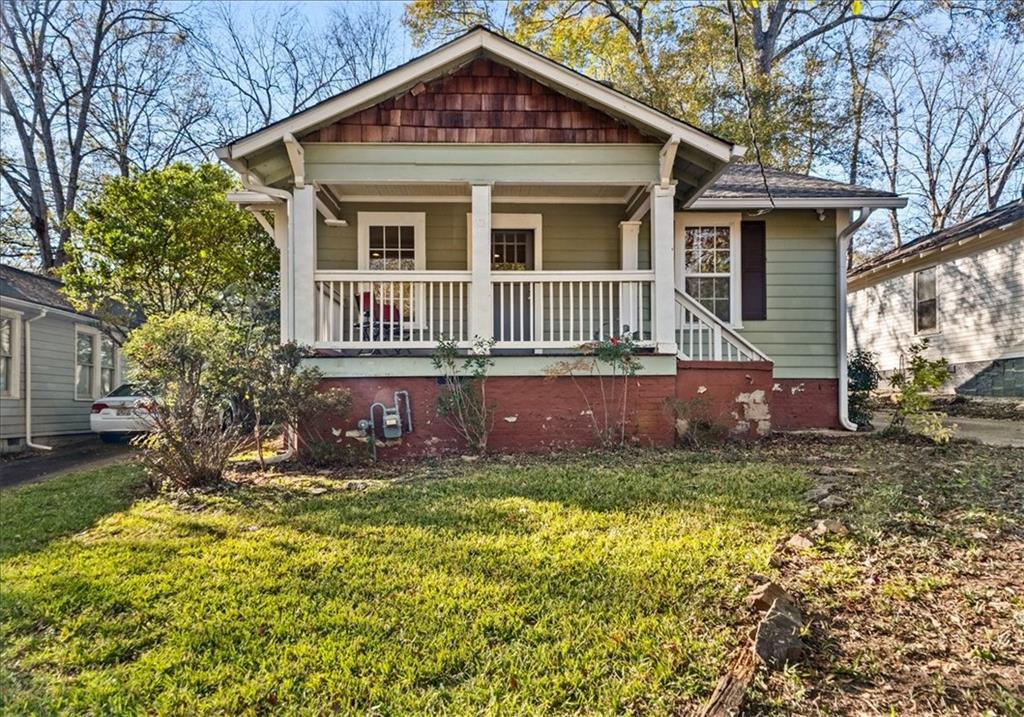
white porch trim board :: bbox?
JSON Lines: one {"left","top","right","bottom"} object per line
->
{"left": 292, "top": 185, "right": 317, "bottom": 344}
{"left": 650, "top": 184, "right": 678, "bottom": 354}
{"left": 469, "top": 185, "right": 493, "bottom": 341}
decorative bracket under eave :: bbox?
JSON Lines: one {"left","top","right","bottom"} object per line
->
{"left": 283, "top": 132, "right": 305, "bottom": 188}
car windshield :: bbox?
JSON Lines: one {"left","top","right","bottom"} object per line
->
{"left": 106, "top": 383, "right": 139, "bottom": 398}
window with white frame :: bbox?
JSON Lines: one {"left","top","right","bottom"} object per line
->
{"left": 0, "top": 310, "right": 21, "bottom": 398}
{"left": 75, "top": 326, "right": 120, "bottom": 400}
{"left": 357, "top": 212, "right": 426, "bottom": 323}
{"left": 915, "top": 266, "right": 938, "bottom": 333}
{"left": 681, "top": 223, "right": 738, "bottom": 323}
{"left": 100, "top": 335, "right": 116, "bottom": 395}
{"left": 75, "top": 331, "right": 95, "bottom": 399}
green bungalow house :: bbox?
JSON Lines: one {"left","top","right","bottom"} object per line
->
{"left": 216, "top": 26, "right": 906, "bottom": 455}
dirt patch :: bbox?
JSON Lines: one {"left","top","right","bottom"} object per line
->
{"left": 744, "top": 435, "right": 1024, "bottom": 715}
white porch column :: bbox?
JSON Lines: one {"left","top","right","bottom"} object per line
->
{"left": 650, "top": 184, "right": 678, "bottom": 354}
{"left": 273, "top": 204, "right": 290, "bottom": 344}
{"left": 618, "top": 220, "right": 641, "bottom": 335}
{"left": 291, "top": 185, "right": 317, "bottom": 345}
{"left": 469, "top": 184, "right": 493, "bottom": 343}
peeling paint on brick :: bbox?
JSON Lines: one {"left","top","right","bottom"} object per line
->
{"left": 790, "top": 383, "right": 806, "bottom": 395}
{"left": 504, "top": 415, "right": 518, "bottom": 423}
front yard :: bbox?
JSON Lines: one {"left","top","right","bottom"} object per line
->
{"left": 1, "top": 436, "right": 1021, "bottom": 715}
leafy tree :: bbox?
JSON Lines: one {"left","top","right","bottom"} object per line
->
{"left": 61, "top": 163, "right": 277, "bottom": 327}
{"left": 886, "top": 339, "right": 955, "bottom": 443}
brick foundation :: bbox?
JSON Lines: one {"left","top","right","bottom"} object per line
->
{"left": 770, "top": 379, "right": 841, "bottom": 430}
{"left": 311, "top": 364, "right": 842, "bottom": 458}
{"left": 675, "top": 361, "right": 775, "bottom": 438}
{"left": 316, "top": 374, "right": 676, "bottom": 459}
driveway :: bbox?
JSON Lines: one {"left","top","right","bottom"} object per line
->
{"left": 0, "top": 441, "right": 133, "bottom": 489}
{"left": 877, "top": 410, "right": 1024, "bottom": 448}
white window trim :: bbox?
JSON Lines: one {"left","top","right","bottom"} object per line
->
{"left": 74, "top": 324, "right": 121, "bottom": 401}
{"left": 1, "top": 307, "right": 23, "bottom": 399}
{"left": 465, "top": 213, "right": 544, "bottom": 270}
{"left": 913, "top": 265, "right": 940, "bottom": 336}
{"left": 675, "top": 211, "right": 743, "bottom": 328}
{"left": 356, "top": 211, "right": 426, "bottom": 271}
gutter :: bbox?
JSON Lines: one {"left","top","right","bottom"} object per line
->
{"left": 24, "top": 310, "right": 52, "bottom": 451}
{"left": 836, "top": 207, "right": 875, "bottom": 432}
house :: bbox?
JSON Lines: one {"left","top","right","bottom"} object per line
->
{"left": 216, "top": 26, "right": 906, "bottom": 454}
{"left": 0, "top": 264, "right": 126, "bottom": 452}
{"left": 848, "top": 200, "right": 1024, "bottom": 397}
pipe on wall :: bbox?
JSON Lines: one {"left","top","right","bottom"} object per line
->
{"left": 836, "top": 207, "right": 875, "bottom": 432}
{"left": 24, "top": 310, "right": 52, "bottom": 451}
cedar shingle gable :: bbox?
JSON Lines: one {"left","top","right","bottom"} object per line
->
{"left": 302, "top": 57, "right": 656, "bottom": 144}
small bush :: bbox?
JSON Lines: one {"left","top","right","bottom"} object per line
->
{"left": 665, "top": 396, "right": 729, "bottom": 448}
{"left": 848, "top": 349, "right": 881, "bottom": 428}
{"left": 886, "top": 340, "right": 956, "bottom": 444}
{"left": 124, "top": 312, "right": 248, "bottom": 490}
{"left": 432, "top": 336, "right": 496, "bottom": 454}
{"left": 545, "top": 335, "right": 641, "bottom": 448}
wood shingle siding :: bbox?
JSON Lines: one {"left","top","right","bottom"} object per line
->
{"left": 302, "top": 57, "right": 655, "bottom": 144}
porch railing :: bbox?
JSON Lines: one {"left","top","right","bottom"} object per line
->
{"left": 490, "top": 271, "right": 655, "bottom": 348}
{"left": 313, "top": 270, "right": 655, "bottom": 350}
{"left": 675, "top": 290, "right": 771, "bottom": 362}
{"left": 314, "top": 271, "right": 472, "bottom": 348}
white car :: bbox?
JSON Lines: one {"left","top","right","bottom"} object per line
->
{"left": 90, "top": 384, "right": 156, "bottom": 442}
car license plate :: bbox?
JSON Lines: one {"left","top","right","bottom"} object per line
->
{"left": 117, "top": 408, "right": 130, "bottom": 416}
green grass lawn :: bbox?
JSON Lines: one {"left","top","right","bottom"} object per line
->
{"left": 0, "top": 453, "right": 810, "bottom": 715}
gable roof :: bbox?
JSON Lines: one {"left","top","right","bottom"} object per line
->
{"left": 217, "top": 26, "right": 741, "bottom": 164}
{"left": 692, "top": 164, "right": 906, "bottom": 208}
{"left": 849, "top": 199, "right": 1024, "bottom": 278}
{"left": 0, "top": 264, "right": 88, "bottom": 316}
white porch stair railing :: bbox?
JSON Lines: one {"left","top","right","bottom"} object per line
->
{"left": 675, "top": 289, "right": 771, "bottom": 362}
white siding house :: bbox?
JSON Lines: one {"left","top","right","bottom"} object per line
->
{"left": 848, "top": 201, "right": 1024, "bottom": 397}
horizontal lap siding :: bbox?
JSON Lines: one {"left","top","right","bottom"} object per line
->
{"left": 736, "top": 210, "right": 838, "bottom": 379}
{"left": 317, "top": 202, "right": 622, "bottom": 271}
{"left": 849, "top": 232, "right": 1024, "bottom": 370}
{"left": 1, "top": 314, "right": 92, "bottom": 440}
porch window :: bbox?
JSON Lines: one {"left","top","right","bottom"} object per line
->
{"left": 915, "top": 266, "right": 937, "bottom": 333}
{"left": 683, "top": 226, "right": 734, "bottom": 322}
{"left": 75, "top": 331, "right": 94, "bottom": 400}
{"left": 368, "top": 225, "right": 416, "bottom": 270}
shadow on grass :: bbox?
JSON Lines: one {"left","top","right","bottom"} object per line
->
{"left": 0, "top": 462, "right": 146, "bottom": 560}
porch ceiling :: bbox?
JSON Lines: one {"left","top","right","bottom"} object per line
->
{"left": 323, "top": 182, "right": 634, "bottom": 203}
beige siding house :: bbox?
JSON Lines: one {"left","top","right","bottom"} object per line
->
{"left": 216, "top": 27, "right": 906, "bottom": 453}
{"left": 848, "top": 200, "right": 1024, "bottom": 397}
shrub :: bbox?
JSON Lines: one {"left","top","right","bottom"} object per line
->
{"left": 664, "top": 396, "right": 729, "bottom": 448}
{"left": 124, "top": 312, "right": 248, "bottom": 490}
{"left": 848, "top": 349, "right": 881, "bottom": 428}
{"left": 545, "top": 335, "right": 641, "bottom": 448}
{"left": 432, "top": 336, "right": 496, "bottom": 454}
{"left": 886, "top": 340, "right": 956, "bottom": 444}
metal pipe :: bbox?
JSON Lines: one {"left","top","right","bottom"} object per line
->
{"left": 836, "top": 207, "right": 875, "bottom": 432}
{"left": 24, "top": 310, "right": 52, "bottom": 451}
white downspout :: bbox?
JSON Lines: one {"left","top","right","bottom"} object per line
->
{"left": 836, "top": 207, "right": 874, "bottom": 431}
{"left": 24, "top": 310, "right": 52, "bottom": 450}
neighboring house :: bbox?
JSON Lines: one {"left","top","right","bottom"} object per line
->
{"left": 216, "top": 27, "right": 906, "bottom": 454}
{"left": 0, "top": 265, "right": 126, "bottom": 453}
{"left": 848, "top": 200, "right": 1024, "bottom": 398}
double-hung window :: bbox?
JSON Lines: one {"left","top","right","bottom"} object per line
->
{"left": 914, "top": 267, "right": 938, "bottom": 333}
{"left": 357, "top": 212, "right": 426, "bottom": 324}
{"left": 100, "top": 336, "right": 116, "bottom": 395}
{"left": 678, "top": 214, "right": 741, "bottom": 325}
{"left": 75, "top": 326, "right": 120, "bottom": 400}
{"left": 76, "top": 331, "right": 95, "bottom": 399}
{"left": 0, "top": 310, "right": 21, "bottom": 398}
